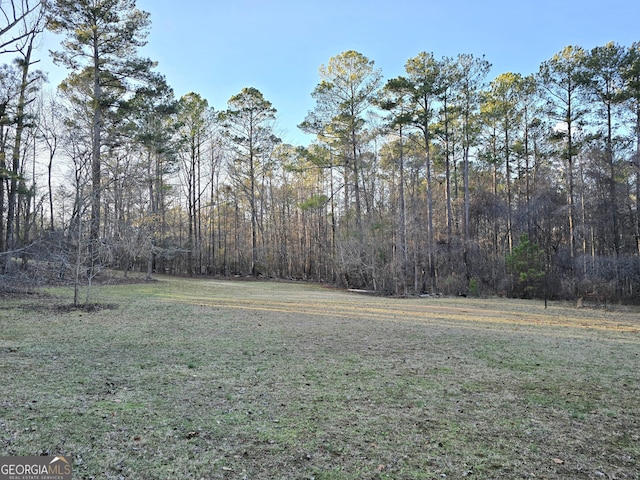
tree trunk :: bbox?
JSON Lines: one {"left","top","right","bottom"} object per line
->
{"left": 424, "top": 129, "right": 436, "bottom": 294}
{"left": 504, "top": 128, "right": 513, "bottom": 254}
{"left": 6, "top": 39, "right": 33, "bottom": 254}
{"left": 636, "top": 107, "right": 640, "bottom": 254}
{"left": 397, "top": 124, "right": 408, "bottom": 295}
{"left": 90, "top": 33, "right": 102, "bottom": 267}
{"left": 250, "top": 142, "right": 258, "bottom": 277}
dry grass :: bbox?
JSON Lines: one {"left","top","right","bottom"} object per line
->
{"left": 1, "top": 276, "right": 639, "bottom": 479}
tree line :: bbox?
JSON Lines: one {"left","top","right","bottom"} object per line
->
{"left": 2, "top": 0, "right": 640, "bottom": 302}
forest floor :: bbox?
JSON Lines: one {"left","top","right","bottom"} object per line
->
{"left": 1, "top": 275, "right": 639, "bottom": 479}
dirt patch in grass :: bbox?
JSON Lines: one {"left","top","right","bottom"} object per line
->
{"left": 1, "top": 277, "right": 639, "bottom": 479}
{"left": 51, "top": 302, "right": 120, "bottom": 313}
{"left": 22, "top": 302, "right": 119, "bottom": 313}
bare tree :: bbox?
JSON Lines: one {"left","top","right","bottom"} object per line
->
{"left": 1, "top": 3, "right": 44, "bottom": 274}
{"left": 35, "top": 91, "right": 61, "bottom": 231}
{"left": 5, "top": 35, "right": 44, "bottom": 255}
{"left": 0, "top": 0, "right": 43, "bottom": 55}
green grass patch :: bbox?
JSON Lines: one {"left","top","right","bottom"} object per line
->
{"left": 1, "top": 275, "right": 639, "bottom": 478}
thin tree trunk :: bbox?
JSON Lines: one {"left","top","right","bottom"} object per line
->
{"left": 636, "top": 107, "right": 640, "bottom": 254}
{"left": 351, "top": 120, "right": 362, "bottom": 229}
{"left": 90, "top": 33, "right": 102, "bottom": 268}
{"left": 6, "top": 39, "right": 33, "bottom": 253}
{"left": 48, "top": 144, "right": 55, "bottom": 231}
{"left": 0, "top": 142, "right": 5, "bottom": 252}
{"left": 505, "top": 128, "right": 513, "bottom": 254}
{"left": 567, "top": 100, "right": 576, "bottom": 263}
{"left": 249, "top": 139, "right": 258, "bottom": 277}
{"left": 398, "top": 124, "right": 408, "bottom": 295}
{"left": 424, "top": 129, "right": 436, "bottom": 294}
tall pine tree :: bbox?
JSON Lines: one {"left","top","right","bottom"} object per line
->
{"left": 46, "top": 0, "right": 155, "bottom": 256}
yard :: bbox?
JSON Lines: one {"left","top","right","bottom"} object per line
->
{"left": 1, "top": 276, "right": 638, "bottom": 479}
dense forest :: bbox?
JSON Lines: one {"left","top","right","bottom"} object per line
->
{"left": 2, "top": 0, "right": 640, "bottom": 302}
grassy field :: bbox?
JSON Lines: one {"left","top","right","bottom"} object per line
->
{"left": 1, "top": 276, "right": 639, "bottom": 479}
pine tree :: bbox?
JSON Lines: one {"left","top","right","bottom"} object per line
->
{"left": 47, "top": 0, "right": 154, "bottom": 258}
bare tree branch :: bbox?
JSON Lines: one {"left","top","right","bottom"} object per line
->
{"left": 0, "top": 0, "right": 43, "bottom": 55}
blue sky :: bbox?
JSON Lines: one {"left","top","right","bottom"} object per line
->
{"left": 39, "top": 0, "right": 640, "bottom": 145}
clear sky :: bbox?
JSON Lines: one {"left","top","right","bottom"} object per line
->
{"left": 38, "top": 0, "right": 640, "bottom": 145}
